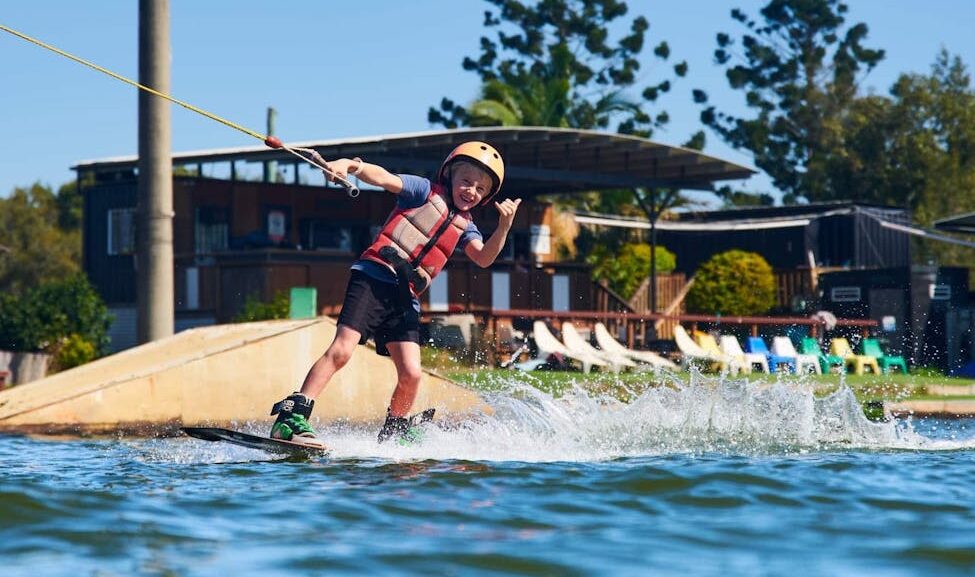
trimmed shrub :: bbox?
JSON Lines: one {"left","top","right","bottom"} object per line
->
{"left": 53, "top": 333, "right": 98, "bottom": 371}
{"left": 234, "top": 291, "right": 290, "bottom": 322}
{"left": 686, "top": 250, "right": 776, "bottom": 316}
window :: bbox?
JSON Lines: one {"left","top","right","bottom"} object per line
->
{"left": 195, "top": 207, "right": 228, "bottom": 254}
{"left": 830, "top": 286, "right": 861, "bottom": 302}
{"left": 930, "top": 284, "right": 951, "bottom": 300}
{"left": 497, "top": 232, "right": 530, "bottom": 261}
{"left": 185, "top": 266, "right": 199, "bottom": 310}
{"left": 530, "top": 224, "right": 551, "bottom": 256}
{"left": 306, "top": 221, "right": 353, "bottom": 251}
{"left": 492, "top": 272, "right": 510, "bottom": 310}
{"left": 429, "top": 273, "right": 448, "bottom": 312}
{"left": 553, "top": 274, "right": 569, "bottom": 311}
{"left": 107, "top": 208, "right": 135, "bottom": 255}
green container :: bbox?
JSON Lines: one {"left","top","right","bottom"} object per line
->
{"left": 289, "top": 287, "right": 317, "bottom": 319}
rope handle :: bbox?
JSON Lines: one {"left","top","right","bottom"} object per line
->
{"left": 265, "top": 138, "right": 359, "bottom": 198}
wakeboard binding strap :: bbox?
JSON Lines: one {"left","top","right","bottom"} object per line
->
{"left": 270, "top": 392, "right": 315, "bottom": 419}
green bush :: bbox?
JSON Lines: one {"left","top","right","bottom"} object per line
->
{"left": 0, "top": 273, "right": 110, "bottom": 355}
{"left": 234, "top": 291, "right": 290, "bottom": 322}
{"left": 587, "top": 243, "right": 677, "bottom": 300}
{"left": 686, "top": 249, "right": 777, "bottom": 316}
{"left": 54, "top": 333, "right": 98, "bottom": 371}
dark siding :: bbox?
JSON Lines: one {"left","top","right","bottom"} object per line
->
{"left": 817, "top": 266, "right": 969, "bottom": 369}
{"left": 660, "top": 225, "right": 808, "bottom": 274}
{"left": 83, "top": 180, "right": 138, "bottom": 305}
{"left": 660, "top": 204, "right": 910, "bottom": 274}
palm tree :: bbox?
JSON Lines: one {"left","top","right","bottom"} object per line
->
{"left": 467, "top": 44, "right": 645, "bottom": 130}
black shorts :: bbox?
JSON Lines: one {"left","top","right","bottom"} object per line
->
{"left": 337, "top": 270, "right": 421, "bottom": 356}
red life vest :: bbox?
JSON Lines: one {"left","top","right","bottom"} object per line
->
{"left": 361, "top": 184, "right": 470, "bottom": 296}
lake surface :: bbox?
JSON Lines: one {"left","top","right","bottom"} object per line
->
{"left": 3, "top": 374, "right": 975, "bottom": 577}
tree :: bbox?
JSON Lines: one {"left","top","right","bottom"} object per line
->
{"left": 586, "top": 242, "right": 676, "bottom": 300}
{"left": 817, "top": 51, "right": 975, "bottom": 269}
{"left": 685, "top": 250, "right": 776, "bottom": 316}
{"left": 429, "top": 0, "right": 687, "bottom": 137}
{"left": 696, "top": 0, "right": 884, "bottom": 203}
{"left": 0, "top": 274, "right": 112, "bottom": 369}
{"left": 0, "top": 182, "right": 82, "bottom": 295}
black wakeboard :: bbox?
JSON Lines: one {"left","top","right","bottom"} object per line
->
{"left": 182, "top": 427, "right": 330, "bottom": 458}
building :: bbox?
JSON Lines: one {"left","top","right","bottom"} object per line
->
{"left": 817, "top": 266, "right": 970, "bottom": 370}
{"left": 655, "top": 202, "right": 912, "bottom": 274}
{"left": 576, "top": 201, "right": 913, "bottom": 311}
{"left": 75, "top": 127, "right": 754, "bottom": 351}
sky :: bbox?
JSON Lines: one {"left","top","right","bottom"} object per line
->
{"left": 1, "top": 0, "right": 973, "bottom": 200}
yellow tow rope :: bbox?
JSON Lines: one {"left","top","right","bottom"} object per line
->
{"left": 0, "top": 23, "right": 359, "bottom": 196}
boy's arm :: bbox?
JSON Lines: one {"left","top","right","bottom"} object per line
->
{"left": 464, "top": 198, "right": 522, "bottom": 268}
{"left": 320, "top": 156, "right": 403, "bottom": 194}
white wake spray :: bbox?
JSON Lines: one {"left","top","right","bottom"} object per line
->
{"left": 147, "top": 370, "right": 975, "bottom": 464}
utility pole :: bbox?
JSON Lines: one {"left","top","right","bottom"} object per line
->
{"left": 264, "top": 107, "right": 277, "bottom": 182}
{"left": 136, "top": 0, "right": 174, "bottom": 343}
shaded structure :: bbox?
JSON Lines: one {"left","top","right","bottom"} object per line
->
{"left": 75, "top": 127, "right": 753, "bottom": 351}
{"left": 934, "top": 211, "right": 975, "bottom": 234}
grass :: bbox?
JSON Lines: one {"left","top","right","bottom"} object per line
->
{"left": 421, "top": 346, "right": 975, "bottom": 417}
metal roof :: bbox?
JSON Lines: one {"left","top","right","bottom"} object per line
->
{"left": 73, "top": 126, "right": 754, "bottom": 195}
{"left": 933, "top": 211, "right": 975, "bottom": 234}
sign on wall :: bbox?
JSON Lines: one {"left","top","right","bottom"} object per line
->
{"left": 267, "top": 210, "right": 286, "bottom": 244}
{"left": 530, "top": 224, "right": 550, "bottom": 255}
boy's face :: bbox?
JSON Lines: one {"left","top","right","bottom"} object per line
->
{"left": 449, "top": 162, "right": 493, "bottom": 211}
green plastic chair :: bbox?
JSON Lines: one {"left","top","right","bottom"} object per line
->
{"left": 800, "top": 337, "right": 846, "bottom": 374}
{"left": 860, "top": 338, "right": 908, "bottom": 374}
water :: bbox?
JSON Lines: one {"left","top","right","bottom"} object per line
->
{"left": 3, "top": 373, "right": 975, "bottom": 577}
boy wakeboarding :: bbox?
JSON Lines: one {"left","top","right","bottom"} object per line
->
{"left": 269, "top": 142, "right": 520, "bottom": 447}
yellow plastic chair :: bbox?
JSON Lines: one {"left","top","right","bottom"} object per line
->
{"left": 673, "top": 325, "right": 726, "bottom": 373}
{"left": 695, "top": 333, "right": 750, "bottom": 375}
{"left": 830, "top": 337, "right": 881, "bottom": 375}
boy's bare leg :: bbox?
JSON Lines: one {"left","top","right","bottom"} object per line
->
{"left": 385, "top": 341, "right": 423, "bottom": 416}
{"left": 298, "top": 325, "right": 362, "bottom": 398}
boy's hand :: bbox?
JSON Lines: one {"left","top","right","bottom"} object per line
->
{"left": 495, "top": 198, "right": 521, "bottom": 230}
{"left": 321, "top": 158, "right": 359, "bottom": 182}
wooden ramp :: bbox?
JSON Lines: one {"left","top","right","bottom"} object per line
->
{"left": 0, "top": 317, "right": 490, "bottom": 435}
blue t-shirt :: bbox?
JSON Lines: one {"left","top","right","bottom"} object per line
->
{"left": 352, "top": 174, "right": 483, "bottom": 284}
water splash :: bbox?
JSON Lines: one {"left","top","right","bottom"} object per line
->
{"left": 145, "top": 370, "right": 975, "bottom": 464}
{"left": 320, "top": 370, "right": 975, "bottom": 462}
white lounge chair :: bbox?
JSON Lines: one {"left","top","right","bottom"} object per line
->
{"left": 673, "top": 325, "right": 732, "bottom": 373}
{"left": 530, "top": 320, "right": 607, "bottom": 374}
{"left": 719, "top": 335, "right": 770, "bottom": 374}
{"left": 594, "top": 322, "right": 678, "bottom": 370}
{"left": 772, "top": 336, "right": 821, "bottom": 374}
{"left": 561, "top": 322, "right": 636, "bottom": 373}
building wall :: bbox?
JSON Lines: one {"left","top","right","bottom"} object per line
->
{"left": 83, "top": 179, "right": 138, "bottom": 305}
{"left": 84, "top": 175, "right": 569, "bottom": 338}
{"left": 658, "top": 205, "right": 911, "bottom": 275}
{"left": 817, "top": 266, "right": 970, "bottom": 369}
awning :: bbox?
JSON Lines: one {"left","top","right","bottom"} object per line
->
{"left": 73, "top": 126, "right": 755, "bottom": 197}
{"left": 933, "top": 211, "right": 975, "bottom": 234}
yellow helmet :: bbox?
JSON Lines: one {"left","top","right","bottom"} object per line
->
{"left": 437, "top": 141, "right": 505, "bottom": 206}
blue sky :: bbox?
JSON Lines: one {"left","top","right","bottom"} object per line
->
{"left": 1, "top": 1, "right": 972, "bottom": 200}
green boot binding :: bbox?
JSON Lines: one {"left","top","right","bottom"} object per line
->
{"left": 377, "top": 408, "right": 436, "bottom": 445}
{"left": 270, "top": 392, "right": 326, "bottom": 449}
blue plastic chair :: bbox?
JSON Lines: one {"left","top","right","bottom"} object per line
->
{"left": 746, "top": 337, "right": 796, "bottom": 373}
